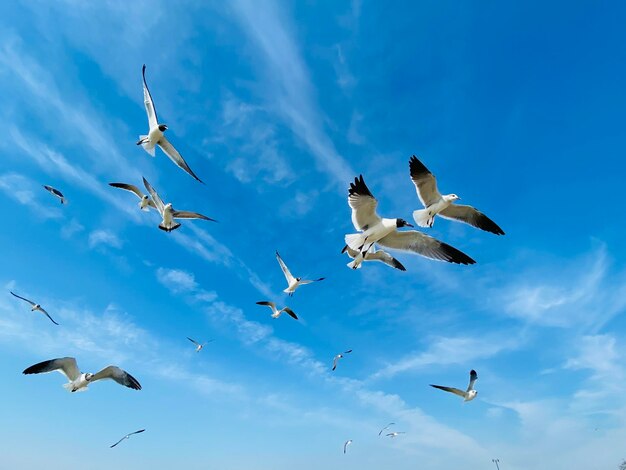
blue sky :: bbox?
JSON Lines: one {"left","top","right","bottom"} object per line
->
{"left": 0, "top": 1, "right": 625, "bottom": 468}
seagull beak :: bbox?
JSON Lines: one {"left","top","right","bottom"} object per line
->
{"left": 405, "top": 222, "right": 414, "bottom": 228}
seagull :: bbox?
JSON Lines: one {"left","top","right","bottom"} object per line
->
{"left": 332, "top": 350, "right": 353, "bottom": 371}
{"left": 345, "top": 175, "right": 475, "bottom": 268}
{"left": 109, "top": 182, "right": 156, "bottom": 211}
{"left": 43, "top": 185, "right": 66, "bottom": 204}
{"left": 386, "top": 432, "right": 406, "bottom": 438}
{"left": 23, "top": 357, "right": 141, "bottom": 392}
{"left": 10, "top": 291, "right": 59, "bottom": 325}
{"left": 409, "top": 156, "right": 504, "bottom": 235}
{"left": 136, "top": 64, "right": 203, "bottom": 183}
{"left": 430, "top": 369, "right": 478, "bottom": 402}
{"left": 343, "top": 439, "right": 353, "bottom": 454}
{"left": 142, "top": 177, "right": 216, "bottom": 232}
{"left": 341, "top": 244, "right": 406, "bottom": 271}
{"left": 187, "top": 337, "right": 213, "bottom": 353}
{"left": 275, "top": 251, "right": 325, "bottom": 296}
{"left": 110, "top": 429, "right": 145, "bottom": 448}
{"left": 378, "top": 422, "right": 396, "bottom": 436}
{"left": 256, "top": 301, "right": 298, "bottom": 320}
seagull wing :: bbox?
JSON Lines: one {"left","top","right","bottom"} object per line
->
{"left": 91, "top": 366, "right": 142, "bottom": 390}
{"left": 142, "top": 64, "right": 158, "bottom": 129}
{"left": 378, "top": 423, "right": 395, "bottom": 436}
{"left": 23, "top": 357, "right": 80, "bottom": 381}
{"left": 332, "top": 355, "right": 340, "bottom": 371}
{"left": 439, "top": 204, "right": 505, "bottom": 235}
{"left": 142, "top": 177, "right": 165, "bottom": 215}
{"left": 377, "top": 231, "right": 476, "bottom": 265}
{"left": 281, "top": 307, "right": 298, "bottom": 320}
{"left": 409, "top": 155, "right": 442, "bottom": 207}
{"left": 43, "top": 185, "right": 65, "bottom": 200}
{"left": 109, "top": 436, "right": 126, "bottom": 448}
{"left": 187, "top": 337, "right": 200, "bottom": 346}
{"left": 430, "top": 384, "right": 467, "bottom": 398}
{"left": 296, "top": 277, "right": 325, "bottom": 286}
{"left": 348, "top": 175, "right": 381, "bottom": 231}
{"left": 171, "top": 210, "right": 216, "bottom": 222}
{"left": 275, "top": 251, "right": 295, "bottom": 285}
{"left": 466, "top": 369, "right": 478, "bottom": 392}
{"left": 10, "top": 291, "right": 36, "bottom": 306}
{"left": 109, "top": 183, "right": 144, "bottom": 200}
{"left": 343, "top": 440, "right": 352, "bottom": 453}
{"left": 256, "top": 301, "right": 276, "bottom": 310}
{"left": 157, "top": 136, "right": 203, "bottom": 183}
{"left": 37, "top": 307, "right": 59, "bottom": 325}
{"left": 366, "top": 250, "right": 407, "bottom": 271}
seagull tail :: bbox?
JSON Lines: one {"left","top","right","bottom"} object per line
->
{"left": 344, "top": 233, "right": 366, "bottom": 251}
{"left": 62, "top": 382, "right": 74, "bottom": 392}
{"left": 347, "top": 252, "right": 364, "bottom": 270}
{"left": 412, "top": 209, "right": 434, "bottom": 228}
{"left": 138, "top": 136, "right": 156, "bottom": 156}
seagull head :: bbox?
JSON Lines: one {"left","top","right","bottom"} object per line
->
{"left": 467, "top": 390, "right": 478, "bottom": 400}
{"left": 395, "top": 218, "right": 414, "bottom": 228}
{"left": 445, "top": 194, "right": 461, "bottom": 202}
{"left": 158, "top": 124, "right": 168, "bottom": 132}
{"left": 85, "top": 373, "right": 94, "bottom": 381}
{"left": 164, "top": 203, "right": 173, "bottom": 210}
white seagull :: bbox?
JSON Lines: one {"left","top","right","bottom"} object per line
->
{"left": 143, "top": 177, "right": 216, "bottom": 232}
{"left": 378, "top": 422, "right": 396, "bottom": 436}
{"left": 386, "top": 432, "right": 406, "bottom": 438}
{"left": 23, "top": 357, "right": 141, "bottom": 392}
{"left": 10, "top": 291, "right": 59, "bottom": 325}
{"left": 110, "top": 429, "right": 145, "bottom": 448}
{"left": 109, "top": 182, "right": 156, "bottom": 211}
{"left": 275, "top": 251, "right": 325, "bottom": 296}
{"left": 332, "top": 349, "right": 353, "bottom": 371}
{"left": 343, "top": 439, "right": 353, "bottom": 454}
{"left": 43, "top": 185, "right": 66, "bottom": 204}
{"left": 430, "top": 369, "right": 478, "bottom": 402}
{"left": 345, "top": 175, "right": 475, "bottom": 268}
{"left": 341, "top": 244, "right": 406, "bottom": 271}
{"left": 136, "top": 64, "right": 203, "bottom": 183}
{"left": 256, "top": 301, "right": 298, "bottom": 320}
{"left": 409, "top": 156, "right": 504, "bottom": 235}
{"left": 187, "top": 337, "right": 213, "bottom": 353}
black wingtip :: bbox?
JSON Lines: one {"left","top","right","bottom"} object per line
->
{"left": 142, "top": 64, "right": 146, "bottom": 74}
{"left": 340, "top": 245, "right": 348, "bottom": 254}
{"left": 393, "top": 259, "right": 407, "bottom": 271}
{"left": 441, "top": 243, "right": 476, "bottom": 265}
{"left": 127, "top": 373, "right": 142, "bottom": 390}
{"left": 409, "top": 155, "right": 431, "bottom": 178}
{"left": 348, "top": 174, "right": 373, "bottom": 198}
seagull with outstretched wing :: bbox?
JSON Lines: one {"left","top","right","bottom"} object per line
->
{"left": 430, "top": 369, "right": 478, "bottom": 402}
{"left": 275, "top": 251, "right": 325, "bottom": 296}
{"left": 341, "top": 245, "right": 406, "bottom": 271}
{"left": 332, "top": 350, "right": 353, "bottom": 371}
{"left": 343, "top": 439, "right": 353, "bottom": 454}
{"left": 187, "top": 337, "right": 213, "bottom": 353}
{"left": 109, "top": 182, "right": 156, "bottom": 211}
{"left": 10, "top": 291, "right": 59, "bottom": 325}
{"left": 256, "top": 301, "right": 298, "bottom": 320}
{"left": 378, "top": 422, "right": 396, "bottom": 436}
{"left": 43, "top": 185, "right": 66, "bottom": 204}
{"left": 110, "top": 429, "right": 145, "bottom": 448}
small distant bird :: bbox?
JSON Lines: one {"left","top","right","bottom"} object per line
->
{"left": 137, "top": 64, "right": 203, "bottom": 183}
{"left": 109, "top": 182, "right": 156, "bottom": 211}
{"left": 344, "top": 175, "right": 475, "bottom": 268}
{"left": 110, "top": 429, "right": 145, "bottom": 448}
{"left": 386, "top": 432, "right": 406, "bottom": 438}
{"left": 430, "top": 369, "right": 478, "bottom": 402}
{"left": 43, "top": 185, "right": 66, "bottom": 204}
{"left": 341, "top": 245, "right": 406, "bottom": 271}
{"left": 23, "top": 357, "right": 141, "bottom": 392}
{"left": 187, "top": 337, "right": 213, "bottom": 353}
{"left": 409, "top": 156, "right": 504, "bottom": 235}
{"left": 256, "top": 301, "right": 298, "bottom": 320}
{"left": 378, "top": 423, "right": 396, "bottom": 436}
{"left": 332, "top": 350, "right": 353, "bottom": 371}
{"left": 343, "top": 439, "right": 353, "bottom": 454}
{"left": 142, "top": 177, "right": 216, "bottom": 232}
{"left": 275, "top": 251, "right": 325, "bottom": 296}
{"left": 10, "top": 291, "right": 59, "bottom": 325}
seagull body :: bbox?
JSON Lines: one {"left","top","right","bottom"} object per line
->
{"left": 378, "top": 423, "right": 396, "bottom": 436}
{"left": 386, "top": 432, "right": 406, "bottom": 438}
{"left": 137, "top": 65, "right": 203, "bottom": 183}
{"left": 332, "top": 350, "right": 353, "bottom": 371}
{"left": 409, "top": 156, "right": 504, "bottom": 235}
{"left": 43, "top": 185, "right": 66, "bottom": 204}
{"left": 275, "top": 251, "right": 324, "bottom": 296}
{"left": 109, "top": 182, "right": 156, "bottom": 211}
{"left": 10, "top": 291, "right": 59, "bottom": 325}
{"left": 23, "top": 357, "right": 141, "bottom": 392}
{"left": 110, "top": 429, "right": 145, "bottom": 448}
{"left": 187, "top": 337, "right": 213, "bottom": 353}
{"left": 256, "top": 301, "right": 298, "bottom": 320}
{"left": 430, "top": 369, "right": 478, "bottom": 402}
{"left": 142, "top": 177, "right": 215, "bottom": 232}
{"left": 343, "top": 440, "right": 353, "bottom": 454}
{"left": 344, "top": 175, "right": 475, "bottom": 268}
{"left": 341, "top": 245, "right": 406, "bottom": 271}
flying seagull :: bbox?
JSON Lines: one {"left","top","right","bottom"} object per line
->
{"left": 345, "top": 175, "right": 475, "bottom": 268}
{"left": 23, "top": 357, "right": 141, "bottom": 392}
{"left": 142, "top": 177, "right": 216, "bottom": 232}
{"left": 110, "top": 429, "right": 145, "bottom": 448}
{"left": 332, "top": 350, "right": 353, "bottom": 371}
{"left": 43, "top": 185, "right": 66, "bottom": 204}
{"left": 430, "top": 369, "right": 478, "bottom": 402}
{"left": 187, "top": 337, "right": 213, "bottom": 353}
{"left": 343, "top": 439, "right": 353, "bottom": 454}
{"left": 386, "top": 432, "right": 406, "bottom": 438}
{"left": 378, "top": 422, "right": 396, "bottom": 436}
{"left": 109, "top": 182, "right": 156, "bottom": 211}
{"left": 256, "top": 301, "right": 298, "bottom": 320}
{"left": 275, "top": 251, "right": 325, "bottom": 296}
{"left": 10, "top": 291, "right": 59, "bottom": 325}
{"left": 341, "top": 244, "right": 406, "bottom": 271}
{"left": 137, "top": 64, "right": 203, "bottom": 183}
{"left": 409, "top": 156, "right": 504, "bottom": 235}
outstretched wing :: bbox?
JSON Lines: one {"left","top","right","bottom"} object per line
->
{"left": 109, "top": 183, "right": 144, "bottom": 200}
{"left": 275, "top": 251, "right": 295, "bottom": 285}
{"left": 366, "top": 249, "right": 406, "bottom": 271}
{"left": 91, "top": 366, "right": 142, "bottom": 390}
{"left": 282, "top": 307, "right": 298, "bottom": 320}
{"left": 43, "top": 185, "right": 65, "bottom": 200}
{"left": 348, "top": 175, "right": 380, "bottom": 231}
{"left": 23, "top": 357, "right": 80, "bottom": 381}
{"left": 110, "top": 436, "right": 126, "bottom": 448}
{"left": 142, "top": 177, "right": 165, "bottom": 214}
{"left": 332, "top": 355, "right": 340, "bottom": 371}
{"left": 142, "top": 64, "right": 158, "bottom": 129}
{"left": 157, "top": 136, "right": 203, "bottom": 183}
{"left": 171, "top": 210, "right": 216, "bottom": 222}
{"left": 439, "top": 204, "right": 505, "bottom": 235}
{"left": 466, "top": 369, "right": 478, "bottom": 392}
{"left": 409, "top": 156, "right": 441, "bottom": 207}
{"left": 377, "top": 231, "right": 475, "bottom": 265}
{"left": 38, "top": 307, "right": 59, "bottom": 326}
{"left": 10, "top": 291, "right": 36, "bottom": 306}
{"left": 297, "top": 277, "right": 325, "bottom": 286}
{"left": 430, "top": 384, "right": 466, "bottom": 398}
{"left": 256, "top": 301, "right": 276, "bottom": 309}
{"left": 378, "top": 423, "right": 395, "bottom": 436}
{"left": 187, "top": 337, "right": 200, "bottom": 346}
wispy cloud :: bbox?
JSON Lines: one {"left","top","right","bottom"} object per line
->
{"left": 155, "top": 266, "right": 217, "bottom": 302}
{"left": 0, "top": 172, "right": 63, "bottom": 220}
{"left": 88, "top": 229, "right": 122, "bottom": 250}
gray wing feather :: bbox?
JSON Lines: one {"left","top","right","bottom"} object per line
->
{"left": 409, "top": 156, "right": 441, "bottom": 207}
{"left": 275, "top": 251, "right": 295, "bottom": 284}
{"left": 439, "top": 204, "right": 505, "bottom": 235}
{"left": 23, "top": 357, "right": 80, "bottom": 381}
{"left": 142, "top": 177, "right": 165, "bottom": 214}
{"left": 109, "top": 183, "right": 144, "bottom": 199}
{"left": 377, "top": 231, "right": 475, "bottom": 265}
{"left": 10, "top": 291, "right": 36, "bottom": 306}
{"left": 91, "top": 366, "right": 142, "bottom": 390}
{"left": 348, "top": 175, "right": 380, "bottom": 231}
{"left": 157, "top": 137, "right": 203, "bottom": 183}
{"left": 171, "top": 210, "right": 216, "bottom": 222}
{"left": 430, "top": 384, "right": 466, "bottom": 398}
{"left": 38, "top": 307, "right": 59, "bottom": 325}
{"left": 256, "top": 301, "right": 276, "bottom": 309}
{"left": 467, "top": 369, "right": 478, "bottom": 392}
{"left": 142, "top": 64, "right": 158, "bottom": 129}
{"left": 282, "top": 307, "right": 298, "bottom": 320}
